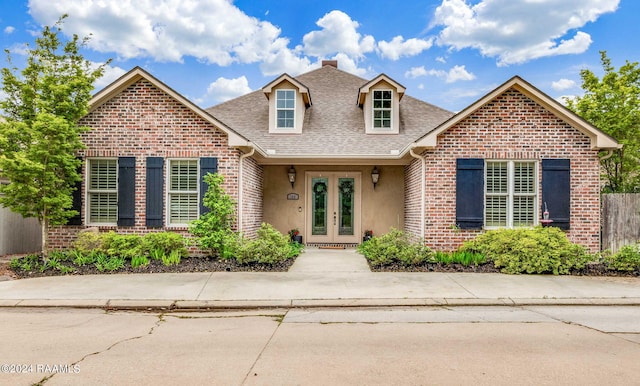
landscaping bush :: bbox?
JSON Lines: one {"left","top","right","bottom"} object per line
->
{"left": 141, "top": 232, "right": 188, "bottom": 259}
{"left": 357, "top": 228, "right": 433, "bottom": 267}
{"left": 189, "top": 173, "right": 236, "bottom": 256}
{"left": 460, "top": 226, "right": 590, "bottom": 274}
{"left": 102, "top": 233, "right": 142, "bottom": 259}
{"left": 605, "top": 243, "right": 640, "bottom": 271}
{"left": 434, "top": 250, "right": 487, "bottom": 266}
{"left": 236, "top": 223, "right": 298, "bottom": 264}
{"left": 73, "top": 231, "right": 104, "bottom": 255}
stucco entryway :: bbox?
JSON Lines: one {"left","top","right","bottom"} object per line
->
{"left": 289, "top": 248, "right": 370, "bottom": 272}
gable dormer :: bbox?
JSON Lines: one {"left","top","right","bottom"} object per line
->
{"left": 263, "top": 74, "right": 312, "bottom": 134}
{"left": 358, "top": 74, "right": 405, "bottom": 134}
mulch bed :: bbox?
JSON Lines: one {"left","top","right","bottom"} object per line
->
{"left": 7, "top": 256, "right": 297, "bottom": 280}
{"left": 369, "top": 261, "right": 640, "bottom": 277}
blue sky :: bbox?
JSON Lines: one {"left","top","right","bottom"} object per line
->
{"left": 0, "top": 0, "right": 637, "bottom": 112}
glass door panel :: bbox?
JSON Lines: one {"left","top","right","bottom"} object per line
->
{"left": 311, "top": 177, "right": 328, "bottom": 236}
{"left": 338, "top": 178, "right": 354, "bottom": 236}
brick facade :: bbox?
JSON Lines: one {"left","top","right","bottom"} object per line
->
{"left": 49, "top": 79, "right": 242, "bottom": 250}
{"left": 415, "top": 88, "right": 601, "bottom": 252}
{"left": 240, "top": 155, "right": 264, "bottom": 238}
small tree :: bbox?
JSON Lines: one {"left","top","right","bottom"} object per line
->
{"left": 0, "top": 15, "right": 108, "bottom": 258}
{"left": 565, "top": 51, "right": 640, "bottom": 192}
{"left": 189, "top": 173, "right": 237, "bottom": 256}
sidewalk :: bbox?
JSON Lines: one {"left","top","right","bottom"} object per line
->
{"left": 0, "top": 249, "right": 639, "bottom": 310}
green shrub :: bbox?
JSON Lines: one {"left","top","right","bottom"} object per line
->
{"left": 236, "top": 223, "right": 297, "bottom": 264}
{"left": 605, "top": 244, "right": 640, "bottom": 271}
{"left": 103, "top": 233, "right": 142, "bottom": 259}
{"left": 434, "top": 251, "right": 487, "bottom": 266}
{"left": 10, "top": 254, "right": 40, "bottom": 272}
{"left": 189, "top": 173, "right": 236, "bottom": 256}
{"left": 70, "top": 250, "right": 99, "bottom": 266}
{"left": 141, "top": 232, "right": 188, "bottom": 259}
{"left": 461, "top": 226, "right": 590, "bottom": 274}
{"left": 73, "top": 231, "right": 105, "bottom": 254}
{"left": 149, "top": 248, "right": 165, "bottom": 261}
{"left": 357, "top": 228, "right": 433, "bottom": 267}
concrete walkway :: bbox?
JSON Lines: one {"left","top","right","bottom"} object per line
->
{"left": 0, "top": 248, "right": 639, "bottom": 310}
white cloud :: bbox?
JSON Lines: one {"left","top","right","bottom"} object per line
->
{"left": 206, "top": 76, "right": 252, "bottom": 102}
{"left": 551, "top": 78, "right": 577, "bottom": 91}
{"left": 302, "top": 10, "right": 375, "bottom": 58}
{"left": 436, "top": 56, "right": 446, "bottom": 64}
{"left": 28, "top": 0, "right": 292, "bottom": 67}
{"left": 432, "top": 0, "right": 619, "bottom": 66}
{"left": 378, "top": 36, "right": 433, "bottom": 60}
{"left": 405, "top": 64, "right": 475, "bottom": 83}
{"left": 4, "top": 26, "right": 15, "bottom": 34}
{"left": 92, "top": 63, "right": 128, "bottom": 90}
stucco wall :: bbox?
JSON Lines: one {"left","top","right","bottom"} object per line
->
{"left": 263, "top": 165, "right": 404, "bottom": 241}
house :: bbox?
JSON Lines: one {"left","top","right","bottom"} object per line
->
{"left": 48, "top": 61, "right": 620, "bottom": 253}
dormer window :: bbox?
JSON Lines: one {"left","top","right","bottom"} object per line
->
{"left": 276, "top": 89, "right": 296, "bottom": 129}
{"left": 373, "top": 90, "right": 392, "bottom": 129}
{"left": 358, "top": 74, "right": 405, "bottom": 135}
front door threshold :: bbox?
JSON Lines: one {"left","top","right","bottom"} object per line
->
{"left": 306, "top": 243, "right": 359, "bottom": 249}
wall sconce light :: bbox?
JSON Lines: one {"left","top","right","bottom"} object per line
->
{"left": 288, "top": 165, "right": 296, "bottom": 189}
{"left": 371, "top": 166, "right": 380, "bottom": 189}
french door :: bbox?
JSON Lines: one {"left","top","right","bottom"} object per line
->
{"left": 306, "top": 172, "right": 361, "bottom": 244}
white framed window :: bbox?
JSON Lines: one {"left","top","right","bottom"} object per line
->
{"left": 276, "top": 89, "right": 295, "bottom": 128}
{"left": 167, "top": 159, "right": 199, "bottom": 225}
{"left": 372, "top": 90, "right": 392, "bottom": 129}
{"left": 87, "top": 158, "right": 118, "bottom": 225}
{"left": 485, "top": 160, "right": 537, "bottom": 228}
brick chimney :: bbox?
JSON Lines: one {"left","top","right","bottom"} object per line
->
{"left": 322, "top": 60, "right": 338, "bottom": 68}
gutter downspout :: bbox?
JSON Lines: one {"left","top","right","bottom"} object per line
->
{"left": 238, "top": 146, "right": 255, "bottom": 235}
{"left": 409, "top": 146, "right": 426, "bottom": 238}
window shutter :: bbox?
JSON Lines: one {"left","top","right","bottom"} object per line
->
{"left": 68, "top": 158, "right": 83, "bottom": 225}
{"left": 456, "top": 158, "right": 484, "bottom": 229}
{"left": 199, "top": 157, "right": 218, "bottom": 215}
{"left": 146, "top": 157, "right": 164, "bottom": 227}
{"left": 117, "top": 157, "right": 136, "bottom": 226}
{"left": 542, "top": 159, "right": 570, "bottom": 230}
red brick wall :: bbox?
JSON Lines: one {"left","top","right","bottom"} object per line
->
{"left": 240, "top": 155, "right": 264, "bottom": 238}
{"left": 419, "top": 88, "right": 601, "bottom": 252}
{"left": 404, "top": 156, "right": 424, "bottom": 237}
{"left": 49, "top": 79, "right": 242, "bottom": 250}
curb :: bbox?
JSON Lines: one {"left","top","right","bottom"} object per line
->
{"left": 1, "top": 297, "right": 640, "bottom": 311}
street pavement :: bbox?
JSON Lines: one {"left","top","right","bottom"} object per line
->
{"left": 0, "top": 248, "right": 639, "bottom": 310}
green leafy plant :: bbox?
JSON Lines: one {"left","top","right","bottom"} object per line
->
{"left": 141, "top": 232, "right": 188, "bottom": 259}
{"left": 149, "top": 248, "right": 165, "bottom": 261}
{"left": 189, "top": 173, "right": 237, "bottom": 256}
{"left": 72, "top": 231, "right": 105, "bottom": 255}
{"left": 236, "top": 223, "right": 299, "bottom": 264}
{"left": 357, "top": 228, "right": 433, "bottom": 267}
{"left": 435, "top": 250, "right": 487, "bottom": 266}
{"left": 161, "top": 249, "right": 182, "bottom": 266}
{"left": 103, "top": 233, "right": 142, "bottom": 259}
{"left": 460, "top": 226, "right": 591, "bottom": 274}
{"left": 94, "top": 253, "right": 125, "bottom": 272}
{"left": 605, "top": 244, "right": 640, "bottom": 271}
{"left": 9, "top": 254, "right": 40, "bottom": 272}
{"left": 131, "top": 255, "right": 150, "bottom": 268}
{"left": 70, "top": 250, "right": 98, "bottom": 266}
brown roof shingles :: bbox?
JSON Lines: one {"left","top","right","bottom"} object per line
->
{"left": 206, "top": 65, "right": 454, "bottom": 157}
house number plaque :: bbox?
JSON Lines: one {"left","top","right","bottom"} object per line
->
{"left": 287, "top": 193, "right": 299, "bottom": 200}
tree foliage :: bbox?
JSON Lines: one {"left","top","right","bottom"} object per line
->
{"left": 0, "top": 15, "right": 108, "bottom": 257}
{"left": 565, "top": 51, "right": 640, "bottom": 192}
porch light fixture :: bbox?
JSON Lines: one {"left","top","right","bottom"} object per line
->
{"left": 288, "top": 165, "right": 296, "bottom": 188}
{"left": 371, "top": 166, "right": 380, "bottom": 189}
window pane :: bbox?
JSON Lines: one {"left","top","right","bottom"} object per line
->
{"left": 89, "top": 159, "right": 117, "bottom": 190}
{"left": 170, "top": 193, "right": 198, "bottom": 223}
{"left": 513, "top": 196, "right": 535, "bottom": 226}
{"left": 486, "top": 196, "right": 507, "bottom": 227}
{"left": 486, "top": 162, "right": 507, "bottom": 193}
{"left": 170, "top": 160, "right": 198, "bottom": 191}
{"left": 514, "top": 162, "right": 535, "bottom": 194}
{"left": 89, "top": 192, "right": 117, "bottom": 223}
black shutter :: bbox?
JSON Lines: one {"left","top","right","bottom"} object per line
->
{"left": 68, "top": 158, "right": 83, "bottom": 225}
{"left": 542, "top": 159, "right": 570, "bottom": 230}
{"left": 117, "top": 157, "right": 136, "bottom": 227}
{"left": 199, "top": 157, "right": 218, "bottom": 215}
{"left": 456, "top": 158, "right": 484, "bottom": 230}
{"left": 146, "top": 157, "right": 164, "bottom": 227}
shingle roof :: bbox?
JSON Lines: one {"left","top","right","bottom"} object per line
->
{"left": 206, "top": 65, "right": 454, "bottom": 159}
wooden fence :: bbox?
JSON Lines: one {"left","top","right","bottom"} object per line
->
{"left": 602, "top": 193, "right": 640, "bottom": 253}
{"left": 0, "top": 206, "right": 42, "bottom": 255}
